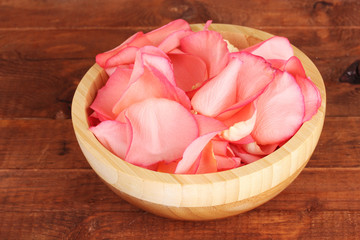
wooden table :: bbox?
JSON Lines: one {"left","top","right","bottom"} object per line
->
{"left": 1, "top": 0, "right": 359, "bottom": 239}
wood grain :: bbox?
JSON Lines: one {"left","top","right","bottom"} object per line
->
{"left": 0, "top": 0, "right": 359, "bottom": 28}
{"left": 0, "top": 117, "right": 359, "bottom": 169}
{"left": 1, "top": 0, "right": 359, "bottom": 238}
{"left": 1, "top": 28, "right": 359, "bottom": 119}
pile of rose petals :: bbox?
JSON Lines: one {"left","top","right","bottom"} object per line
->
{"left": 88, "top": 19, "right": 321, "bottom": 174}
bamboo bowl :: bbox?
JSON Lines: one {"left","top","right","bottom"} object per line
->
{"left": 72, "top": 24, "right": 326, "bottom": 221}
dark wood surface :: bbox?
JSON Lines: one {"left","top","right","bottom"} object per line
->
{"left": 1, "top": 0, "right": 359, "bottom": 239}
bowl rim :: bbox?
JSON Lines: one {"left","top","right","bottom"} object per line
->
{"left": 71, "top": 23, "right": 326, "bottom": 207}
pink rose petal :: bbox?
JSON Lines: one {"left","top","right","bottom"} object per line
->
{"left": 251, "top": 71, "right": 305, "bottom": 145}
{"left": 90, "top": 68, "right": 132, "bottom": 120}
{"left": 145, "top": 19, "right": 191, "bottom": 46}
{"left": 96, "top": 32, "right": 152, "bottom": 68}
{"left": 158, "top": 30, "right": 193, "bottom": 53}
{"left": 244, "top": 36, "right": 294, "bottom": 61}
{"left": 180, "top": 30, "right": 229, "bottom": 79}
{"left": 175, "top": 131, "right": 220, "bottom": 174}
{"left": 90, "top": 120, "right": 132, "bottom": 160}
{"left": 196, "top": 141, "right": 218, "bottom": 174}
{"left": 220, "top": 103, "right": 257, "bottom": 142}
{"left": 191, "top": 57, "right": 242, "bottom": 117}
{"left": 112, "top": 46, "right": 191, "bottom": 115}
{"left": 125, "top": 98, "right": 199, "bottom": 167}
{"left": 168, "top": 52, "right": 208, "bottom": 92}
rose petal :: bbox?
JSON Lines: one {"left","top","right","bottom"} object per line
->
{"left": 251, "top": 71, "right": 305, "bottom": 145}
{"left": 220, "top": 102, "right": 257, "bottom": 142}
{"left": 112, "top": 47, "right": 191, "bottom": 115}
{"left": 243, "top": 36, "right": 294, "bottom": 61}
{"left": 90, "top": 120, "right": 132, "bottom": 160}
{"left": 96, "top": 32, "right": 152, "bottom": 68}
{"left": 193, "top": 114, "right": 227, "bottom": 136}
{"left": 145, "top": 19, "right": 191, "bottom": 46}
{"left": 216, "top": 155, "right": 241, "bottom": 171}
{"left": 230, "top": 144, "right": 263, "bottom": 164}
{"left": 180, "top": 30, "right": 229, "bottom": 79}
{"left": 157, "top": 159, "right": 179, "bottom": 173}
{"left": 296, "top": 76, "right": 322, "bottom": 122}
{"left": 241, "top": 141, "right": 278, "bottom": 155}
{"left": 195, "top": 141, "right": 217, "bottom": 174}
{"left": 175, "top": 131, "right": 220, "bottom": 174}
{"left": 158, "top": 30, "right": 193, "bottom": 53}
{"left": 168, "top": 52, "right": 208, "bottom": 92}
{"left": 284, "top": 56, "right": 307, "bottom": 78}
{"left": 90, "top": 68, "right": 132, "bottom": 120}
{"left": 104, "top": 46, "right": 139, "bottom": 69}
{"left": 191, "top": 57, "right": 242, "bottom": 117}
{"left": 125, "top": 98, "right": 199, "bottom": 167}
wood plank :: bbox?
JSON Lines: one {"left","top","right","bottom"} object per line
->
{"left": 0, "top": 117, "right": 359, "bottom": 169}
{"left": 0, "top": 0, "right": 359, "bottom": 28}
{"left": 1, "top": 28, "right": 359, "bottom": 62}
{"left": 0, "top": 168, "right": 359, "bottom": 213}
{"left": 0, "top": 119, "right": 89, "bottom": 169}
{"left": 0, "top": 58, "right": 93, "bottom": 119}
{"left": 0, "top": 28, "right": 359, "bottom": 119}
{"left": 1, "top": 210, "right": 359, "bottom": 240}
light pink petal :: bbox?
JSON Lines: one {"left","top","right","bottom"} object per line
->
{"left": 125, "top": 98, "right": 198, "bottom": 167}
{"left": 191, "top": 57, "right": 242, "bottom": 117}
{"left": 145, "top": 19, "right": 191, "bottom": 46}
{"left": 295, "top": 76, "right": 322, "bottom": 122}
{"left": 243, "top": 36, "right": 294, "bottom": 61}
{"left": 104, "top": 46, "right": 138, "bottom": 69}
{"left": 252, "top": 71, "right": 305, "bottom": 145}
{"left": 193, "top": 114, "right": 227, "bottom": 136}
{"left": 168, "top": 52, "right": 208, "bottom": 92}
{"left": 196, "top": 141, "right": 218, "bottom": 174}
{"left": 180, "top": 30, "right": 229, "bottom": 79}
{"left": 175, "top": 131, "right": 220, "bottom": 174}
{"left": 112, "top": 47, "right": 191, "bottom": 115}
{"left": 227, "top": 52, "right": 275, "bottom": 112}
{"left": 90, "top": 120, "right": 132, "bottom": 160}
{"left": 220, "top": 103, "right": 257, "bottom": 142}
{"left": 90, "top": 68, "right": 132, "bottom": 120}
{"left": 158, "top": 30, "right": 194, "bottom": 53}
{"left": 231, "top": 134, "right": 255, "bottom": 145}
{"left": 96, "top": 32, "right": 152, "bottom": 68}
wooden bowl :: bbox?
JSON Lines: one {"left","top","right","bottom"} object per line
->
{"left": 71, "top": 24, "right": 326, "bottom": 221}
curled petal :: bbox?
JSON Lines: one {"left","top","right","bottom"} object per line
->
{"left": 220, "top": 103, "right": 257, "bottom": 142}
{"left": 104, "top": 46, "right": 138, "bottom": 69}
{"left": 180, "top": 30, "right": 229, "bottom": 79}
{"left": 296, "top": 76, "right": 322, "bottom": 122}
{"left": 158, "top": 30, "right": 194, "bottom": 53}
{"left": 145, "top": 19, "right": 191, "bottom": 46}
{"left": 168, "top": 52, "right": 208, "bottom": 92}
{"left": 90, "top": 68, "right": 132, "bottom": 120}
{"left": 196, "top": 141, "right": 217, "bottom": 174}
{"left": 241, "top": 142, "right": 278, "bottom": 155}
{"left": 96, "top": 32, "right": 152, "bottom": 68}
{"left": 90, "top": 120, "right": 132, "bottom": 160}
{"left": 284, "top": 56, "right": 307, "bottom": 78}
{"left": 175, "top": 131, "right": 220, "bottom": 174}
{"left": 216, "top": 155, "right": 241, "bottom": 171}
{"left": 252, "top": 71, "right": 305, "bottom": 145}
{"left": 125, "top": 98, "right": 199, "bottom": 167}
{"left": 193, "top": 114, "right": 227, "bottom": 136}
{"left": 112, "top": 46, "right": 190, "bottom": 115}
{"left": 244, "top": 36, "right": 294, "bottom": 61}
{"left": 191, "top": 57, "right": 242, "bottom": 117}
